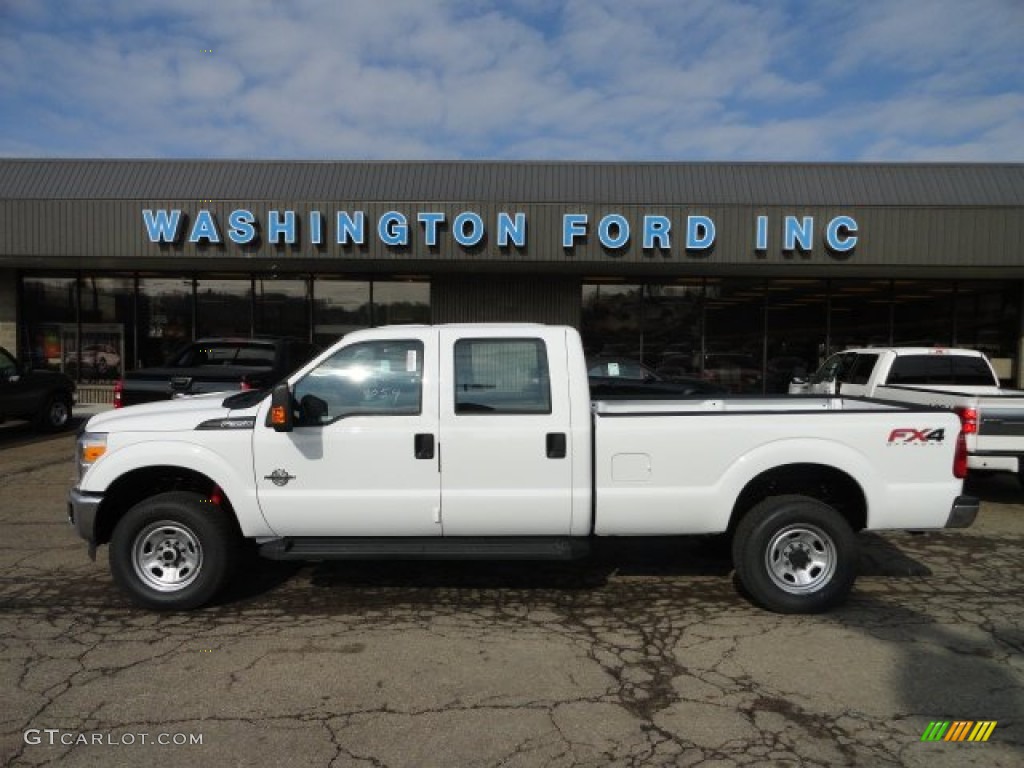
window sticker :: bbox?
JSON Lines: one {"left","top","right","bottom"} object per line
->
{"left": 608, "top": 362, "right": 620, "bottom": 377}
{"left": 407, "top": 350, "right": 418, "bottom": 372}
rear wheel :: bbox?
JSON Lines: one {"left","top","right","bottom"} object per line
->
{"left": 110, "top": 491, "right": 239, "bottom": 610}
{"left": 732, "top": 495, "right": 857, "bottom": 614}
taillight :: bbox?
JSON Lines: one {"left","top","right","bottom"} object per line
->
{"left": 951, "top": 407, "right": 975, "bottom": 479}
{"left": 113, "top": 379, "right": 124, "bottom": 409}
{"left": 953, "top": 431, "right": 968, "bottom": 479}
{"left": 956, "top": 406, "right": 978, "bottom": 435}
{"left": 240, "top": 376, "right": 253, "bottom": 392}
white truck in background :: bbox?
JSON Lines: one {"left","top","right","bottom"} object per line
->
{"left": 790, "top": 347, "right": 1024, "bottom": 483}
{"left": 69, "top": 325, "right": 977, "bottom": 614}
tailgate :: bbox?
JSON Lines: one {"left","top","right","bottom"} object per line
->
{"left": 976, "top": 401, "right": 1024, "bottom": 452}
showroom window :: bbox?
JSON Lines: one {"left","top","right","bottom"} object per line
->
{"left": 312, "top": 280, "right": 371, "bottom": 348}
{"left": 196, "top": 278, "right": 253, "bottom": 338}
{"left": 581, "top": 278, "right": 1021, "bottom": 393}
{"left": 254, "top": 278, "right": 310, "bottom": 340}
{"left": 18, "top": 274, "right": 432, "bottom": 382}
{"left": 20, "top": 276, "right": 78, "bottom": 374}
{"left": 137, "top": 277, "right": 194, "bottom": 368}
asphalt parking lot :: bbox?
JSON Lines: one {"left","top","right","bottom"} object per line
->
{"left": 1, "top": 414, "right": 1021, "bottom": 767}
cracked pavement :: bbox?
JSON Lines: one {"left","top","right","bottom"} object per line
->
{"left": 1, "top": 422, "right": 1021, "bottom": 767}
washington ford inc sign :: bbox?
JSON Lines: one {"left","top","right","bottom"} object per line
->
{"left": 142, "top": 208, "right": 859, "bottom": 256}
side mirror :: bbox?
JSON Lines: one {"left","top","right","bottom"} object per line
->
{"left": 299, "top": 393, "right": 328, "bottom": 424}
{"left": 266, "top": 382, "right": 294, "bottom": 432}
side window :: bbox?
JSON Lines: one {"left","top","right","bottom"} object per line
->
{"left": 293, "top": 339, "right": 423, "bottom": 423}
{"left": 454, "top": 339, "right": 551, "bottom": 414}
{"left": 845, "top": 354, "right": 879, "bottom": 385}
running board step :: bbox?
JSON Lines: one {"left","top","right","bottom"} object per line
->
{"left": 259, "top": 536, "right": 590, "bottom": 561}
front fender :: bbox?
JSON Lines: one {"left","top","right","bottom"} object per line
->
{"left": 82, "top": 437, "right": 272, "bottom": 537}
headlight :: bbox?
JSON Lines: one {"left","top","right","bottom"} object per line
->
{"left": 76, "top": 432, "right": 108, "bottom": 481}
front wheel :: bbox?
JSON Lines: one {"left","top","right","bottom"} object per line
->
{"left": 110, "top": 491, "right": 239, "bottom": 610}
{"left": 732, "top": 495, "right": 857, "bottom": 614}
{"left": 34, "top": 393, "right": 72, "bottom": 431}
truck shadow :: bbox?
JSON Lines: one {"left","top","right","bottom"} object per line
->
{"left": 299, "top": 537, "right": 735, "bottom": 593}
{"left": 965, "top": 473, "right": 1024, "bottom": 504}
{"left": 833, "top": 595, "right": 1024, "bottom": 754}
{"left": 212, "top": 532, "right": 935, "bottom": 608}
{"left": 857, "top": 533, "right": 933, "bottom": 577}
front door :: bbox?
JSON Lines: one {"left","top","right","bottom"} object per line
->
{"left": 253, "top": 332, "right": 440, "bottom": 537}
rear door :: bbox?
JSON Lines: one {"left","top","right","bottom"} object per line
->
{"left": 437, "top": 328, "right": 575, "bottom": 535}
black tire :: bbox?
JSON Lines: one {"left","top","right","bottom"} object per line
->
{"left": 109, "top": 491, "right": 239, "bottom": 610}
{"left": 732, "top": 495, "right": 857, "bottom": 614}
{"left": 33, "top": 392, "right": 73, "bottom": 431}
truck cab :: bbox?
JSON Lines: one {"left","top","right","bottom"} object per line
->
{"left": 253, "top": 324, "right": 592, "bottom": 538}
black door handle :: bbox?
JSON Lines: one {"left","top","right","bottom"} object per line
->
{"left": 414, "top": 433, "right": 435, "bottom": 460}
{"left": 546, "top": 432, "right": 567, "bottom": 459}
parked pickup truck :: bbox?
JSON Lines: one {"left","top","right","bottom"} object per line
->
{"left": 790, "top": 347, "right": 1024, "bottom": 483}
{"left": 0, "top": 346, "right": 76, "bottom": 431}
{"left": 68, "top": 325, "right": 977, "bottom": 614}
{"left": 115, "top": 337, "right": 320, "bottom": 408}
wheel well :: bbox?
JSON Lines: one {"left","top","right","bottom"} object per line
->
{"left": 729, "top": 463, "right": 867, "bottom": 534}
{"left": 94, "top": 466, "right": 240, "bottom": 546}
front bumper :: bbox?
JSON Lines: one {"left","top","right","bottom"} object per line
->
{"left": 945, "top": 495, "right": 979, "bottom": 529}
{"left": 67, "top": 487, "right": 103, "bottom": 558}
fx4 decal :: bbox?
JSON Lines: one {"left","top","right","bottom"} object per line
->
{"left": 888, "top": 428, "right": 946, "bottom": 445}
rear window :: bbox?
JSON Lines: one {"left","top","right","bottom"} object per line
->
{"left": 887, "top": 354, "right": 995, "bottom": 386}
{"left": 952, "top": 356, "right": 998, "bottom": 386}
{"left": 172, "top": 342, "right": 276, "bottom": 368}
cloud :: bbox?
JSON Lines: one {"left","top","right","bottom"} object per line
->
{"left": 0, "top": 0, "right": 1021, "bottom": 161}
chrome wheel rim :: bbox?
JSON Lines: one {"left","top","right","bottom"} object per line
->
{"left": 764, "top": 523, "right": 836, "bottom": 594}
{"left": 132, "top": 521, "right": 203, "bottom": 592}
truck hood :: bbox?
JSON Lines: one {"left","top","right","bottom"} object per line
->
{"left": 84, "top": 392, "right": 257, "bottom": 433}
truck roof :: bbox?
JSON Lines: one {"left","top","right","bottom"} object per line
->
{"left": 841, "top": 347, "right": 987, "bottom": 358}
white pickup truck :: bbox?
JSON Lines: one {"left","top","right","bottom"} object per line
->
{"left": 790, "top": 347, "right": 1024, "bottom": 482}
{"left": 69, "top": 325, "right": 977, "bottom": 614}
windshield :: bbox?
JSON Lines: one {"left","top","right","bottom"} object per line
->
{"left": 809, "top": 353, "right": 855, "bottom": 384}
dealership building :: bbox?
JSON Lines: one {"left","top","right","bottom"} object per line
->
{"left": 1, "top": 159, "right": 1022, "bottom": 394}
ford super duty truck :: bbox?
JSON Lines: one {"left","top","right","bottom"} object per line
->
{"left": 68, "top": 325, "right": 977, "bottom": 614}
{"left": 790, "top": 346, "right": 1024, "bottom": 483}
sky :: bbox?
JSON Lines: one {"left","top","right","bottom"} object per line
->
{"left": 0, "top": 0, "right": 1021, "bottom": 161}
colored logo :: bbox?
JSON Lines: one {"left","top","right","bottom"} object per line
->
{"left": 920, "top": 721, "right": 997, "bottom": 742}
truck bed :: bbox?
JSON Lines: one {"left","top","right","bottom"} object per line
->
{"left": 593, "top": 395, "right": 911, "bottom": 414}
